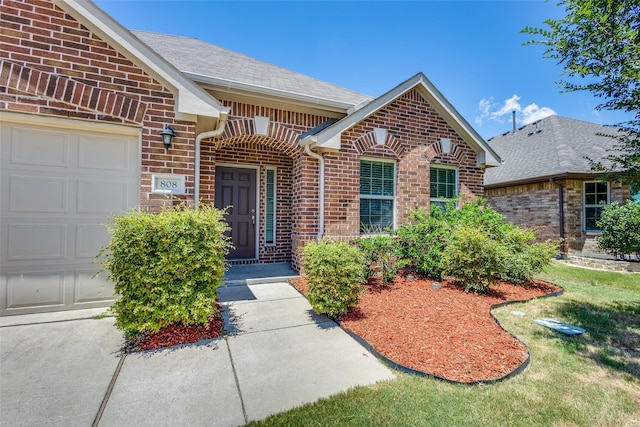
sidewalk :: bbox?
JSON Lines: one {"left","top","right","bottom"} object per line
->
{"left": 0, "top": 281, "right": 395, "bottom": 426}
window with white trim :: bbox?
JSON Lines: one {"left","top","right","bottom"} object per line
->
{"left": 265, "top": 168, "right": 276, "bottom": 245}
{"left": 360, "top": 159, "right": 395, "bottom": 234}
{"left": 584, "top": 181, "right": 609, "bottom": 231}
{"left": 430, "top": 165, "right": 458, "bottom": 209}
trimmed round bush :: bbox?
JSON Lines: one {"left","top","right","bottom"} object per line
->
{"left": 440, "top": 225, "right": 505, "bottom": 293}
{"left": 98, "top": 205, "right": 231, "bottom": 334}
{"left": 302, "top": 239, "right": 367, "bottom": 318}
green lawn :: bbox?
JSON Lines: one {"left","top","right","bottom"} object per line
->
{"left": 250, "top": 262, "right": 640, "bottom": 427}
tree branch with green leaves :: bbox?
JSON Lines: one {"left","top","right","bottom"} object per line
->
{"left": 522, "top": 0, "right": 640, "bottom": 187}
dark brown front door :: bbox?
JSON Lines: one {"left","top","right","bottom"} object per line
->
{"left": 215, "top": 166, "right": 257, "bottom": 259}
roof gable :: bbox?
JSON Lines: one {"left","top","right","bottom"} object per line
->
{"left": 301, "top": 73, "right": 502, "bottom": 167}
{"left": 54, "top": 0, "right": 227, "bottom": 119}
{"left": 484, "top": 115, "right": 623, "bottom": 187}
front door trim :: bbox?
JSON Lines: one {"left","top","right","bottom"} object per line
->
{"left": 215, "top": 162, "right": 260, "bottom": 260}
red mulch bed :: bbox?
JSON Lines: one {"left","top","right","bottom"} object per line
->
{"left": 292, "top": 274, "right": 561, "bottom": 383}
{"left": 122, "top": 308, "right": 224, "bottom": 353}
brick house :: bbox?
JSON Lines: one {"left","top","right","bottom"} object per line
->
{"left": 484, "top": 115, "right": 634, "bottom": 254}
{"left": 1, "top": 0, "right": 500, "bottom": 315}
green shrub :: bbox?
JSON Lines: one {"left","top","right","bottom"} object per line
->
{"left": 395, "top": 199, "right": 505, "bottom": 280}
{"left": 395, "top": 207, "right": 448, "bottom": 280}
{"left": 302, "top": 239, "right": 367, "bottom": 318}
{"left": 443, "top": 197, "right": 509, "bottom": 240}
{"left": 97, "top": 205, "right": 231, "bottom": 334}
{"left": 597, "top": 200, "right": 640, "bottom": 260}
{"left": 501, "top": 226, "right": 559, "bottom": 283}
{"left": 397, "top": 199, "right": 558, "bottom": 291}
{"left": 440, "top": 225, "right": 505, "bottom": 293}
{"left": 356, "top": 235, "right": 406, "bottom": 284}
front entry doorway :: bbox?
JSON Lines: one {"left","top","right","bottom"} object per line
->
{"left": 215, "top": 166, "right": 257, "bottom": 259}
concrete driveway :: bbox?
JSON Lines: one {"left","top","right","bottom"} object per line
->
{"left": 0, "top": 281, "right": 395, "bottom": 426}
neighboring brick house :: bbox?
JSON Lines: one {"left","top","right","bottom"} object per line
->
{"left": 1, "top": 0, "right": 500, "bottom": 315}
{"left": 484, "top": 115, "right": 634, "bottom": 254}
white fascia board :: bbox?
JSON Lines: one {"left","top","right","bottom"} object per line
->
{"left": 413, "top": 75, "right": 502, "bottom": 167}
{"left": 185, "top": 72, "right": 361, "bottom": 113}
{"left": 313, "top": 72, "right": 503, "bottom": 167}
{"left": 313, "top": 74, "right": 424, "bottom": 148}
{"left": 55, "top": 0, "right": 225, "bottom": 119}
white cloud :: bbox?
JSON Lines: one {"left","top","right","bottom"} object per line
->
{"left": 475, "top": 94, "right": 556, "bottom": 128}
{"left": 521, "top": 104, "right": 556, "bottom": 125}
{"left": 492, "top": 94, "right": 521, "bottom": 118}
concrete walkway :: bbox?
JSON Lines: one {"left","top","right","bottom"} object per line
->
{"left": 0, "top": 280, "right": 395, "bottom": 426}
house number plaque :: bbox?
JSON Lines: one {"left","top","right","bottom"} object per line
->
{"left": 152, "top": 174, "right": 186, "bottom": 195}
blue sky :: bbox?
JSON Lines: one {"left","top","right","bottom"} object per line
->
{"left": 94, "top": 0, "right": 632, "bottom": 139}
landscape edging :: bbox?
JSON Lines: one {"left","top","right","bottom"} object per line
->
{"left": 335, "top": 284, "right": 565, "bottom": 385}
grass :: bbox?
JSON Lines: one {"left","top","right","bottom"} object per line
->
{"left": 249, "top": 262, "right": 640, "bottom": 427}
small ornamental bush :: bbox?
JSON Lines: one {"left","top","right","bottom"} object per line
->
{"left": 440, "top": 225, "right": 506, "bottom": 293}
{"left": 302, "top": 239, "right": 367, "bottom": 318}
{"left": 395, "top": 208, "right": 448, "bottom": 280}
{"left": 97, "top": 205, "right": 231, "bottom": 334}
{"left": 356, "top": 235, "right": 407, "bottom": 284}
{"left": 397, "top": 198, "right": 559, "bottom": 291}
{"left": 501, "top": 226, "right": 559, "bottom": 283}
{"left": 597, "top": 200, "right": 640, "bottom": 260}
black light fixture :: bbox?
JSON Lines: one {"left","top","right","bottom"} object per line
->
{"left": 160, "top": 125, "right": 176, "bottom": 149}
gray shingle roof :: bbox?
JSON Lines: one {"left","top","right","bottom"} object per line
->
{"left": 131, "top": 30, "right": 371, "bottom": 108}
{"left": 484, "top": 115, "right": 622, "bottom": 187}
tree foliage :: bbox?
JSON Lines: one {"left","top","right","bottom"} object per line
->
{"left": 596, "top": 200, "right": 640, "bottom": 259}
{"left": 522, "top": 0, "right": 640, "bottom": 187}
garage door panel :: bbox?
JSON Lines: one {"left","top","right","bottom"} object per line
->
{"left": 9, "top": 175, "right": 68, "bottom": 213}
{"left": 6, "top": 224, "right": 67, "bottom": 261}
{"left": 1, "top": 117, "right": 139, "bottom": 315}
{"left": 75, "top": 224, "right": 110, "bottom": 259}
{"left": 6, "top": 270, "right": 65, "bottom": 308}
{"left": 74, "top": 270, "right": 115, "bottom": 303}
{"left": 78, "top": 133, "right": 131, "bottom": 172}
{"left": 77, "top": 180, "right": 129, "bottom": 213}
{"left": 10, "top": 127, "right": 69, "bottom": 168}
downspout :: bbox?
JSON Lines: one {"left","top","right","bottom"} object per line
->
{"left": 301, "top": 140, "right": 325, "bottom": 240}
{"left": 551, "top": 178, "right": 566, "bottom": 255}
{"left": 194, "top": 110, "right": 229, "bottom": 209}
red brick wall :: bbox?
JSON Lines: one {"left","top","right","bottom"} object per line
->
{"left": 1, "top": 1, "right": 489, "bottom": 270}
{"left": 204, "top": 141, "right": 294, "bottom": 263}
{"left": 198, "top": 99, "right": 335, "bottom": 268}
{"left": 485, "top": 181, "right": 561, "bottom": 243}
{"left": 485, "top": 179, "right": 631, "bottom": 252}
{"left": 0, "top": 0, "right": 192, "bottom": 211}
{"left": 323, "top": 89, "right": 485, "bottom": 238}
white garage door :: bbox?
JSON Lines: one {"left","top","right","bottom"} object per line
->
{"left": 1, "top": 114, "right": 140, "bottom": 316}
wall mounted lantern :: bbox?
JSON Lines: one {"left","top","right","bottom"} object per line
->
{"left": 160, "top": 125, "right": 176, "bottom": 149}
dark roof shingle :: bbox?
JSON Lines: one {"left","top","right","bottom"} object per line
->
{"left": 131, "top": 30, "right": 371, "bottom": 108}
{"left": 484, "top": 115, "right": 622, "bottom": 186}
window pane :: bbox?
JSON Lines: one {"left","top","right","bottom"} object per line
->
{"left": 360, "top": 160, "right": 394, "bottom": 197}
{"left": 585, "top": 206, "right": 603, "bottom": 230}
{"left": 265, "top": 169, "right": 276, "bottom": 244}
{"left": 360, "top": 199, "right": 393, "bottom": 233}
{"left": 430, "top": 167, "right": 457, "bottom": 200}
{"left": 360, "top": 160, "right": 395, "bottom": 234}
